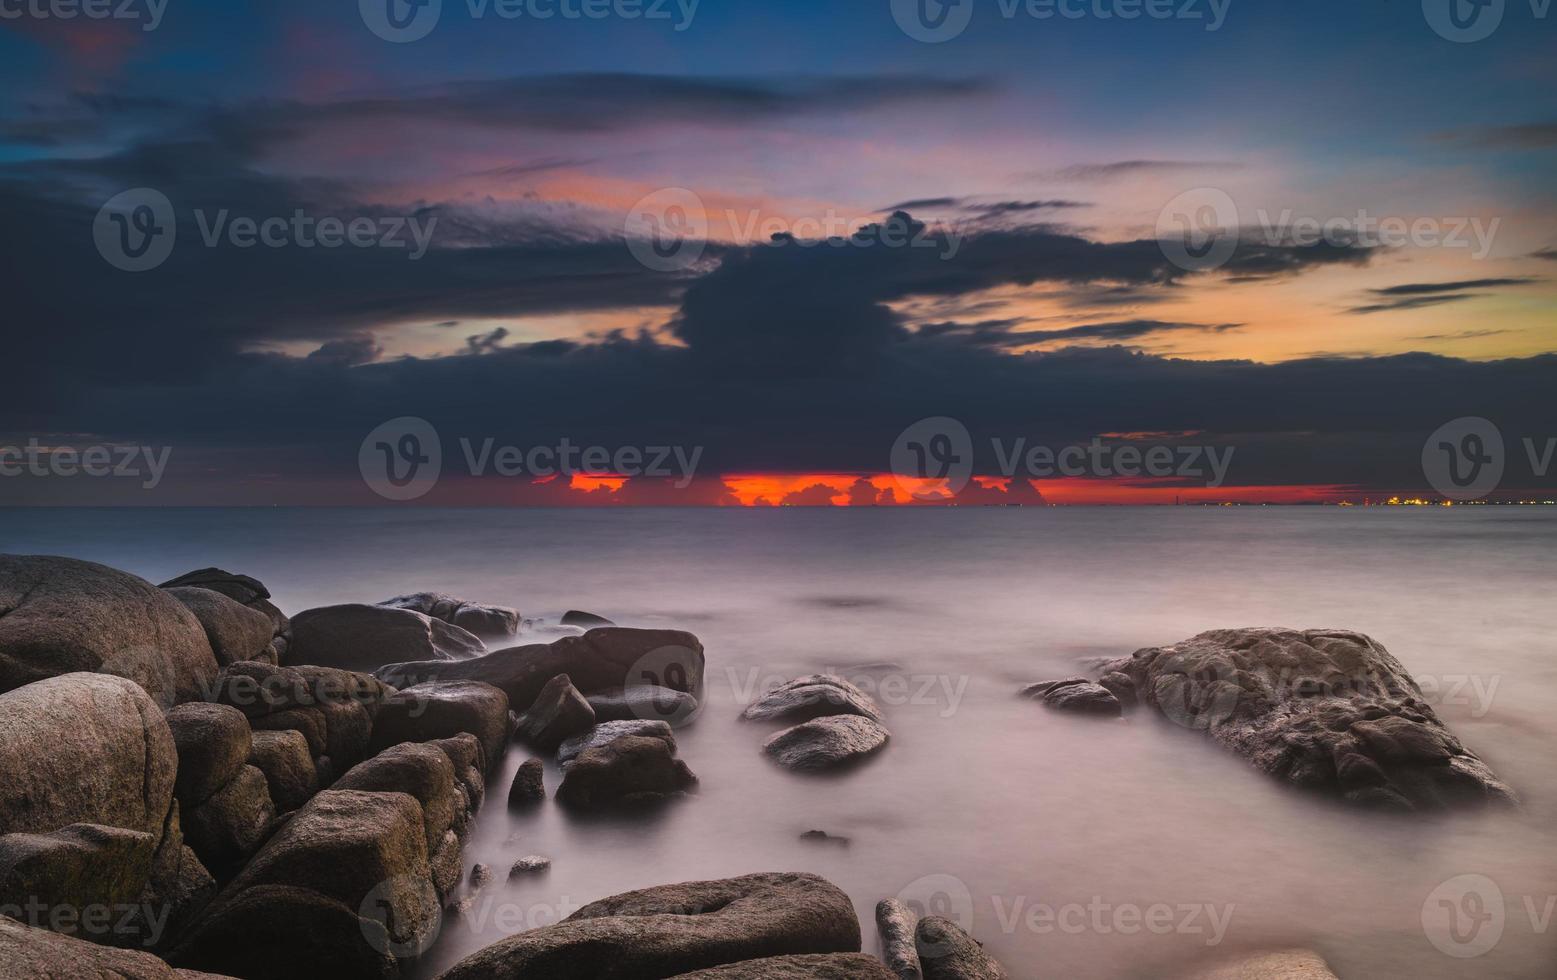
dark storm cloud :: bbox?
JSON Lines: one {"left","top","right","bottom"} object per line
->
{"left": 1344, "top": 278, "right": 1540, "bottom": 315}
{"left": 1046, "top": 160, "right": 1245, "bottom": 182}
{"left": 1370, "top": 278, "right": 1539, "bottom": 295}
{"left": 1532, "top": 248, "right": 1557, "bottom": 262}
{"left": 1437, "top": 121, "right": 1557, "bottom": 150}
{"left": 1345, "top": 295, "right": 1480, "bottom": 315}
{"left": 916, "top": 319, "right": 1242, "bottom": 349}
{"left": 880, "top": 197, "right": 1090, "bottom": 216}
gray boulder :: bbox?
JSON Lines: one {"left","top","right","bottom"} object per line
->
{"left": 555, "top": 735, "right": 698, "bottom": 810}
{"left": 1100, "top": 628, "right": 1518, "bottom": 811}
{"left": 742, "top": 675, "right": 883, "bottom": 724}
{"left": 248, "top": 730, "right": 318, "bottom": 813}
{"left": 284, "top": 603, "right": 485, "bottom": 673}
{"left": 514, "top": 674, "right": 596, "bottom": 750}
{"left": 437, "top": 872, "right": 860, "bottom": 980}
{"left": 369, "top": 680, "right": 510, "bottom": 772}
{"left": 165, "top": 587, "right": 276, "bottom": 667}
{"left": 376, "top": 627, "right": 704, "bottom": 713}
{"left": 557, "top": 719, "right": 675, "bottom": 768}
{"left": 166, "top": 703, "right": 253, "bottom": 809}
{"left": 875, "top": 899, "right": 922, "bottom": 980}
{"left": 588, "top": 685, "right": 701, "bottom": 727}
{"left": 0, "top": 555, "right": 219, "bottom": 706}
{"left": 671, "top": 954, "right": 898, "bottom": 978}
{"left": 762, "top": 715, "right": 890, "bottom": 771}
{"left": 915, "top": 917, "right": 1007, "bottom": 979}
{"left": 380, "top": 592, "right": 520, "bottom": 641}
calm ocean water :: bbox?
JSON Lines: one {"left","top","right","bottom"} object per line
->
{"left": 3, "top": 507, "right": 1554, "bottom": 979}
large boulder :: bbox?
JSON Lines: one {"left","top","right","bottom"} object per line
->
{"left": 376, "top": 627, "right": 704, "bottom": 713}
{"left": 166, "top": 703, "right": 253, "bottom": 809}
{"left": 379, "top": 592, "right": 520, "bottom": 641}
{"left": 514, "top": 673, "right": 595, "bottom": 750}
{"left": 369, "top": 681, "right": 510, "bottom": 771}
{"left": 588, "top": 685, "right": 701, "bottom": 727}
{"left": 284, "top": 604, "right": 485, "bottom": 674}
{"left": 168, "top": 790, "right": 439, "bottom": 980}
{"left": 555, "top": 735, "right": 698, "bottom": 810}
{"left": 165, "top": 587, "right": 276, "bottom": 667}
{"left": 157, "top": 567, "right": 289, "bottom": 636}
{"left": 0, "top": 823, "right": 157, "bottom": 930}
{"left": 248, "top": 730, "right": 319, "bottom": 813}
{"left": 557, "top": 719, "right": 675, "bottom": 768}
{"left": 670, "top": 954, "right": 898, "bottom": 978}
{"left": 761, "top": 715, "right": 890, "bottom": 772}
{"left": 181, "top": 765, "right": 276, "bottom": 876}
{"left": 914, "top": 917, "right": 1007, "bottom": 980}
{"left": 438, "top": 872, "right": 860, "bottom": 979}
{"left": 0, "top": 555, "right": 219, "bottom": 706}
{"left": 0, "top": 915, "right": 231, "bottom": 979}
{"left": 1099, "top": 628, "right": 1518, "bottom": 811}
{"left": 334, "top": 743, "right": 459, "bottom": 853}
{"left": 742, "top": 675, "right": 883, "bottom": 724}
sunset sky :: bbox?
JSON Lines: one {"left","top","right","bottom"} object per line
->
{"left": 1, "top": 0, "right": 1554, "bottom": 504}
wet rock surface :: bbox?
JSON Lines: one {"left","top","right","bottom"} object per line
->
{"left": 915, "top": 917, "right": 1007, "bottom": 980}
{"left": 761, "top": 715, "right": 890, "bottom": 771}
{"left": 514, "top": 673, "right": 596, "bottom": 750}
{"left": 588, "top": 684, "right": 701, "bottom": 726}
{"left": 379, "top": 592, "right": 520, "bottom": 642}
{"left": 557, "top": 719, "right": 676, "bottom": 768}
{"left": 556, "top": 734, "right": 698, "bottom": 810}
{"left": 285, "top": 603, "right": 486, "bottom": 673}
{"left": 742, "top": 674, "right": 884, "bottom": 724}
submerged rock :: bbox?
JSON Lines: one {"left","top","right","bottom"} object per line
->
{"left": 742, "top": 675, "right": 884, "bottom": 725}
{"left": 1100, "top": 627, "right": 1518, "bottom": 811}
{"left": 508, "top": 855, "right": 551, "bottom": 877}
{"left": 514, "top": 674, "right": 596, "bottom": 751}
{"left": 587, "top": 685, "right": 701, "bottom": 727}
{"left": 380, "top": 592, "right": 520, "bottom": 641}
{"left": 555, "top": 735, "right": 698, "bottom": 810}
{"left": 799, "top": 830, "right": 850, "bottom": 847}
{"left": 1023, "top": 679, "right": 1122, "bottom": 717}
{"left": 285, "top": 603, "right": 485, "bottom": 673}
{"left": 762, "top": 715, "right": 890, "bottom": 771}
{"left": 557, "top": 719, "right": 675, "bottom": 768}
{"left": 436, "top": 871, "right": 860, "bottom": 980}
{"left": 0, "top": 555, "right": 219, "bottom": 706}
{"left": 560, "top": 610, "right": 615, "bottom": 629}
{"left": 915, "top": 916, "right": 1007, "bottom": 980}
{"left": 509, "top": 758, "right": 546, "bottom": 808}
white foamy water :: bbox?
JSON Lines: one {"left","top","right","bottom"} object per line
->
{"left": 4, "top": 507, "right": 1554, "bottom": 979}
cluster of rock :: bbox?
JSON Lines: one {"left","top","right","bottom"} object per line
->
{"left": 1025, "top": 626, "right": 1518, "bottom": 812}
{"left": 740, "top": 674, "right": 891, "bottom": 771}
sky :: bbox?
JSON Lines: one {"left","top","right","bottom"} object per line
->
{"left": 0, "top": 0, "right": 1554, "bottom": 505}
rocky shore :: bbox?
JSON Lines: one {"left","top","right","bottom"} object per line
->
{"left": 1, "top": 552, "right": 1509, "bottom": 978}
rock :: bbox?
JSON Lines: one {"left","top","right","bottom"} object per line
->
{"left": 0, "top": 915, "right": 230, "bottom": 979}
{"left": 0, "top": 673, "right": 176, "bottom": 843}
{"left": 248, "top": 730, "right": 319, "bottom": 812}
{"left": 670, "top": 954, "right": 898, "bottom": 978}
{"left": 875, "top": 899, "right": 921, "bottom": 980}
{"left": 1034, "top": 680, "right": 1122, "bottom": 718}
{"left": 0, "top": 555, "right": 219, "bottom": 706}
{"left": 1017, "top": 678, "right": 1089, "bottom": 699}
{"left": 284, "top": 603, "right": 485, "bottom": 673}
{"left": 182, "top": 765, "right": 275, "bottom": 875}
{"left": 1098, "top": 671, "right": 1137, "bottom": 707}
{"left": 0, "top": 823, "right": 157, "bottom": 930}
{"left": 250, "top": 707, "right": 328, "bottom": 757}
{"left": 514, "top": 674, "right": 596, "bottom": 750}
{"left": 437, "top": 872, "right": 860, "bottom": 980}
{"left": 798, "top": 830, "right": 849, "bottom": 847}
{"left": 742, "top": 675, "right": 884, "bottom": 724}
{"left": 138, "top": 840, "right": 218, "bottom": 949}
{"left": 380, "top": 592, "right": 521, "bottom": 641}
{"left": 1164, "top": 948, "right": 1340, "bottom": 979}
{"left": 375, "top": 627, "right": 704, "bottom": 714}
{"left": 509, "top": 758, "right": 546, "bottom": 808}
{"left": 168, "top": 790, "right": 439, "bottom": 979}
{"left": 211, "top": 662, "right": 314, "bottom": 718}
{"left": 470, "top": 863, "right": 494, "bottom": 889}
{"left": 158, "top": 567, "right": 288, "bottom": 634}
{"left": 368, "top": 681, "right": 510, "bottom": 771}
{"left": 1100, "top": 628, "right": 1519, "bottom": 811}
{"left": 762, "top": 715, "right": 890, "bottom": 771}
{"left": 429, "top": 830, "right": 463, "bottom": 899}
{"left": 334, "top": 742, "right": 458, "bottom": 853}
{"left": 914, "top": 917, "right": 1006, "bottom": 980}
{"left": 165, "top": 587, "right": 277, "bottom": 667}
{"left": 588, "top": 685, "right": 701, "bottom": 727}
{"left": 557, "top": 720, "right": 675, "bottom": 768}
{"left": 318, "top": 698, "right": 374, "bottom": 767}
{"left": 508, "top": 855, "right": 550, "bottom": 877}
{"left": 167, "top": 703, "right": 253, "bottom": 809}
{"left": 561, "top": 610, "right": 615, "bottom": 629}
{"left": 428, "top": 734, "right": 488, "bottom": 814}
{"left": 555, "top": 735, "right": 698, "bottom": 810}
